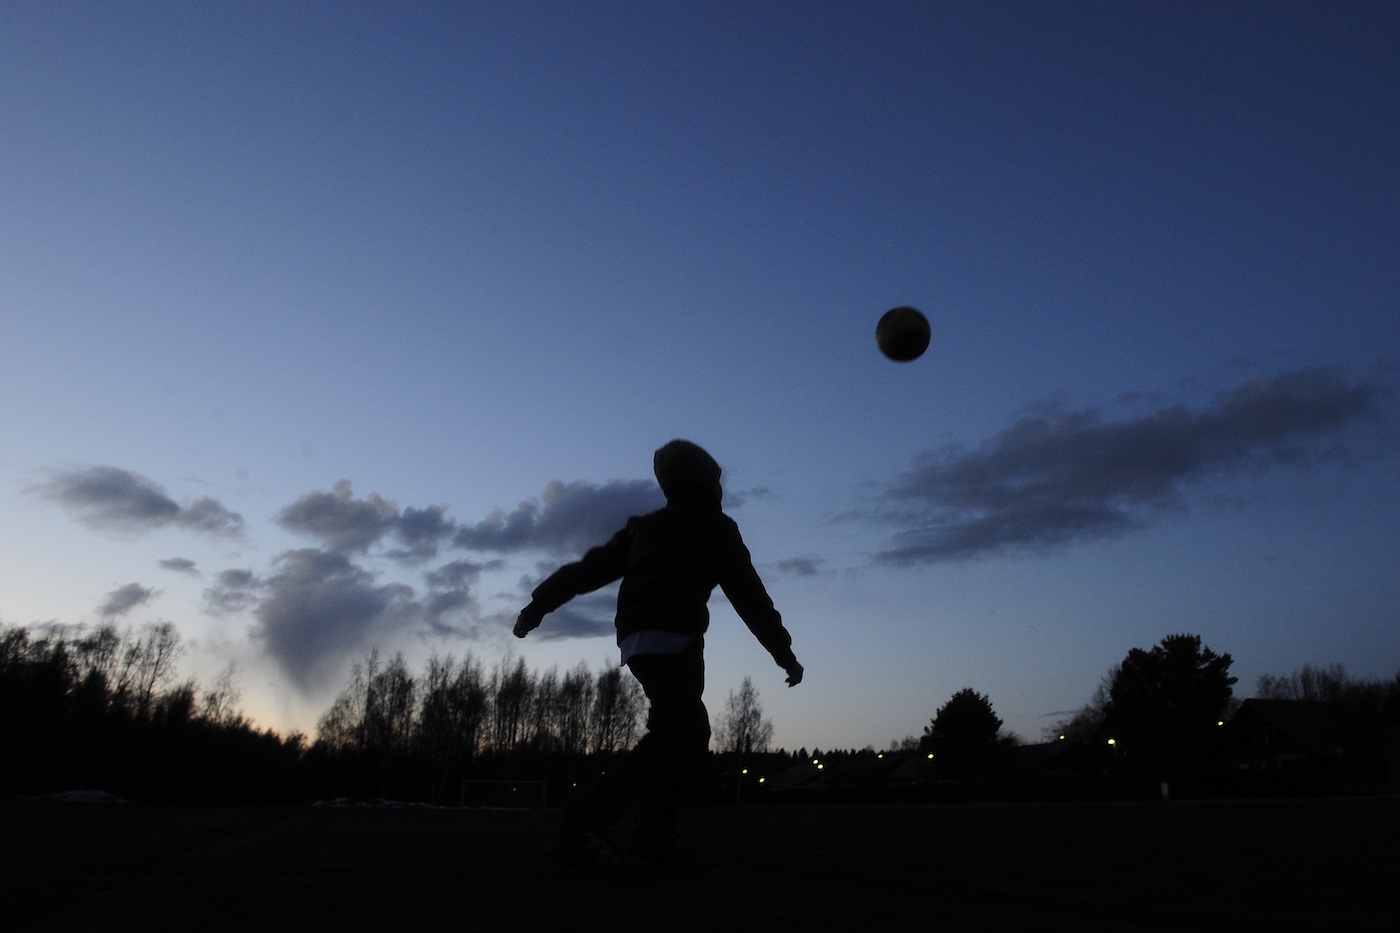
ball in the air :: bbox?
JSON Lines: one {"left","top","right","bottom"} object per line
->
{"left": 876, "top": 306, "right": 930, "bottom": 362}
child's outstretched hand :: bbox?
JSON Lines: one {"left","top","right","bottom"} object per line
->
{"left": 784, "top": 661, "right": 804, "bottom": 687}
{"left": 513, "top": 605, "right": 543, "bottom": 638}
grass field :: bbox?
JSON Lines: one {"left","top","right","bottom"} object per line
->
{"left": 5, "top": 796, "right": 1397, "bottom": 931}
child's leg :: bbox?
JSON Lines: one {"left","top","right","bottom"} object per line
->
{"left": 629, "top": 643, "right": 709, "bottom": 839}
{"left": 558, "top": 642, "right": 708, "bottom": 837}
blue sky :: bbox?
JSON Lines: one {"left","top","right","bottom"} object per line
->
{"left": 3, "top": 2, "right": 1397, "bottom": 749}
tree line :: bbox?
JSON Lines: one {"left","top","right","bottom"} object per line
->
{"left": 0, "top": 621, "right": 300, "bottom": 802}
{"left": 5, "top": 619, "right": 1398, "bottom": 804}
{"left": 910, "top": 633, "right": 1400, "bottom": 797}
{"left": 307, "top": 649, "right": 647, "bottom": 804}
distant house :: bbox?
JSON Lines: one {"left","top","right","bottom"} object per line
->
{"left": 760, "top": 752, "right": 935, "bottom": 801}
{"left": 1225, "top": 699, "right": 1348, "bottom": 795}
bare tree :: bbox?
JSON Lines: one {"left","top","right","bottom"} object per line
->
{"left": 418, "top": 652, "right": 487, "bottom": 802}
{"left": 491, "top": 655, "right": 533, "bottom": 752}
{"left": 315, "top": 686, "right": 362, "bottom": 754}
{"left": 1046, "top": 668, "right": 1116, "bottom": 743}
{"left": 557, "top": 661, "right": 595, "bottom": 755}
{"left": 714, "top": 677, "right": 773, "bottom": 754}
{"left": 447, "top": 653, "right": 490, "bottom": 758}
{"left": 1257, "top": 663, "right": 1349, "bottom": 702}
{"left": 316, "top": 650, "right": 375, "bottom": 753}
{"left": 73, "top": 624, "right": 123, "bottom": 690}
{"left": 590, "top": 663, "right": 643, "bottom": 753}
{"left": 365, "top": 652, "right": 416, "bottom": 756}
{"left": 418, "top": 653, "right": 456, "bottom": 759}
{"left": 200, "top": 662, "right": 243, "bottom": 727}
{"left": 129, "top": 622, "right": 183, "bottom": 718}
{"left": 529, "top": 665, "right": 561, "bottom": 752}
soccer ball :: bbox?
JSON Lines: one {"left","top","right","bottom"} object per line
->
{"left": 875, "top": 306, "right": 930, "bottom": 362}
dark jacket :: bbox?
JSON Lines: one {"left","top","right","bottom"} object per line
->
{"left": 527, "top": 500, "right": 797, "bottom": 669}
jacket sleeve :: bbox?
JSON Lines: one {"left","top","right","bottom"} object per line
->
{"left": 716, "top": 518, "right": 798, "bottom": 670}
{"left": 526, "top": 523, "right": 632, "bottom": 615}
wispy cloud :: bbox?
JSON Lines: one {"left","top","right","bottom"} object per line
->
{"left": 203, "top": 568, "right": 261, "bottom": 616}
{"left": 421, "top": 558, "right": 502, "bottom": 635}
{"left": 452, "top": 479, "right": 662, "bottom": 554}
{"left": 99, "top": 582, "right": 158, "bottom": 620}
{"left": 158, "top": 557, "right": 200, "bottom": 576}
{"left": 772, "top": 556, "right": 824, "bottom": 577}
{"left": 875, "top": 368, "right": 1387, "bottom": 564}
{"left": 34, "top": 466, "right": 243, "bottom": 538}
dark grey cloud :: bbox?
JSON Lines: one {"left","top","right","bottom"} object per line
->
{"left": 453, "top": 479, "right": 662, "bottom": 554}
{"left": 876, "top": 368, "right": 1386, "bottom": 564}
{"left": 252, "top": 549, "right": 416, "bottom": 690}
{"left": 190, "top": 475, "right": 675, "bottom": 681}
{"left": 158, "top": 557, "right": 199, "bottom": 576}
{"left": 276, "top": 476, "right": 662, "bottom": 563}
{"left": 391, "top": 505, "right": 456, "bottom": 562}
{"left": 99, "top": 582, "right": 157, "bottom": 620}
{"left": 277, "top": 483, "right": 462, "bottom": 562}
{"left": 277, "top": 480, "right": 398, "bottom": 552}
{"left": 202, "top": 549, "right": 533, "bottom": 691}
{"left": 34, "top": 466, "right": 243, "bottom": 537}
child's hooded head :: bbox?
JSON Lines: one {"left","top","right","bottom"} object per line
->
{"left": 653, "top": 440, "right": 722, "bottom": 507}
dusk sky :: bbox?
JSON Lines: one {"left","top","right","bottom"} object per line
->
{"left": 3, "top": 2, "right": 1397, "bottom": 750}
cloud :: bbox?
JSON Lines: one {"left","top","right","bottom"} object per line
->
{"left": 251, "top": 549, "right": 416, "bottom": 690}
{"left": 875, "top": 368, "right": 1386, "bottom": 564}
{"left": 391, "top": 505, "right": 456, "bottom": 562}
{"left": 421, "top": 558, "right": 502, "bottom": 634}
{"left": 277, "top": 480, "right": 398, "bottom": 552}
{"left": 192, "top": 475, "right": 678, "bottom": 682}
{"left": 527, "top": 592, "right": 619, "bottom": 641}
{"left": 772, "top": 556, "right": 825, "bottom": 577}
{"left": 723, "top": 485, "right": 775, "bottom": 510}
{"left": 159, "top": 557, "right": 200, "bottom": 576}
{"left": 277, "top": 483, "right": 462, "bottom": 562}
{"left": 203, "top": 568, "right": 262, "bottom": 616}
{"left": 205, "top": 550, "right": 518, "bottom": 688}
{"left": 453, "top": 479, "right": 662, "bottom": 554}
{"left": 99, "top": 583, "right": 158, "bottom": 620}
{"left": 34, "top": 466, "right": 244, "bottom": 537}
{"left": 276, "top": 476, "right": 663, "bottom": 563}
{"left": 180, "top": 497, "right": 246, "bottom": 536}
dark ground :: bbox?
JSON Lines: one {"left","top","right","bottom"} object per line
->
{"left": 4, "top": 796, "right": 1397, "bottom": 931}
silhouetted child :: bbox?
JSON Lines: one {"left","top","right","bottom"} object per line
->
{"left": 514, "top": 439, "right": 802, "bottom": 871}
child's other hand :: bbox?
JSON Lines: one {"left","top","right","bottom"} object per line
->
{"left": 784, "top": 661, "right": 804, "bottom": 687}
